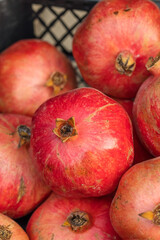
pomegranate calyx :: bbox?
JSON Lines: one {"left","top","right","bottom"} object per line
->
{"left": 139, "top": 211, "right": 154, "bottom": 221}
{"left": 0, "top": 225, "right": 12, "bottom": 239}
{"left": 115, "top": 50, "right": 136, "bottom": 76}
{"left": 139, "top": 204, "right": 160, "bottom": 225}
{"left": 46, "top": 71, "right": 67, "bottom": 95}
{"left": 17, "top": 125, "right": 31, "bottom": 148}
{"left": 53, "top": 117, "right": 77, "bottom": 142}
{"left": 146, "top": 52, "right": 160, "bottom": 76}
{"left": 62, "top": 211, "right": 90, "bottom": 232}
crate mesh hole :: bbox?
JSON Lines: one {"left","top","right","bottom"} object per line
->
{"left": 32, "top": 4, "right": 43, "bottom": 11}
{"left": 50, "top": 20, "right": 67, "bottom": 39}
{"left": 72, "top": 9, "right": 88, "bottom": 18}
{"left": 61, "top": 11, "right": 78, "bottom": 28}
{"left": 33, "top": 18, "right": 46, "bottom": 37}
{"left": 42, "top": 32, "right": 57, "bottom": 45}
{"left": 51, "top": 6, "right": 65, "bottom": 14}
{"left": 39, "top": 7, "right": 57, "bottom": 25}
{"left": 61, "top": 34, "right": 72, "bottom": 52}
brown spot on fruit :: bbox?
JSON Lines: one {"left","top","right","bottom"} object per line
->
{"left": 113, "top": 11, "right": 119, "bottom": 15}
{"left": 51, "top": 233, "right": 54, "bottom": 240}
{"left": 17, "top": 177, "right": 26, "bottom": 203}
{"left": 114, "top": 195, "right": 121, "bottom": 210}
{"left": 123, "top": 8, "right": 131, "bottom": 12}
{"left": 0, "top": 225, "right": 12, "bottom": 239}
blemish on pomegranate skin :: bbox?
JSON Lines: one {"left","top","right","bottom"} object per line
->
{"left": 96, "top": 179, "right": 103, "bottom": 184}
{"left": 61, "top": 186, "right": 67, "bottom": 193}
{"left": 94, "top": 232, "right": 106, "bottom": 240}
{"left": 123, "top": 8, "right": 131, "bottom": 12}
{"left": 113, "top": 11, "right": 119, "bottom": 15}
{"left": 17, "top": 176, "right": 26, "bottom": 203}
{"left": 127, "top": 147, "right": 133, "bottom": 162}
{"left": 114, "top": 195, "right": 121, "bottom": 209}
{"left": 51, "top": 233, "right": 54, "bottom": 240}
{"left": 0, "top": 225, "right": 12, "bottom": 239}
{"left": 45, "top": 164, "right": 53, "bottom": 172}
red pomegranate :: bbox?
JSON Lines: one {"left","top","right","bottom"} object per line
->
{"left": 0, "top": 113, "right": 51, "bottom": 219}
{"left": 26, "top": 193, "right": 121, "bottom": 240}
{"left": 73, "top": 0, "right": 160, "bottom": 99}
{"left": 0, "top": 213, "right": 29, "bottom": 240}
{"left": 133, "top": 52, "right": 160, "bottom": 156}
{"left": 110, "top": 156, "right": 160, "bottom": 240}
{"left": 30, "top": 87, "right": 134, "bottom": 198}
{"left": 115, "top": 99, "right": 153, "bottom": 164}
{"left": 0, "top": 39, "right": 77, "bottom": 116}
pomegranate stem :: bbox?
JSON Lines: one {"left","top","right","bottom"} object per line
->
{"left": 115, "top": 50, "right": 136, "bottom": 76}
{"left": 17, "top": 125, "right": 31, "bottom": 148}
{"left": 46, "top": 71, "right": 67, "bottom": 95}
{"left": 146, "top": 52, "right": 160, "bottom": 76}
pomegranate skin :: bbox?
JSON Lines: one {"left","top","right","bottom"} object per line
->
{"left": 115, "top": 99, "right": 153, "bottom": 164}
{"left": 133, "top": 75, "right": 160, "bottom": 157}
{"left": 110, "top": 157, "right": 160, "bottom": 240}
{"left": 0, "top": 113, "right": 51, "bottom": 219}
{"left": 27, "top": 193, "right": 121, "bottom": 240}
{"left": 0, "top": 213, "right": 29, "bottom": 240}
{"left": 0, "top": 39, "right": 77, "bottom": 116}
{"left": 31, "top": 87, "right": 134, "bottom": 198}
{"left": 73, "top": 0, "right": 160, "bottom": 98}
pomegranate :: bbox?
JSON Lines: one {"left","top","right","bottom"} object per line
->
{"left": 26, "top": 193, "right": 121, "bottom": 240}
{"left": 30, "top": 87, "right": 134, "bottom": 198}
{"left": 0, "top": 39, "right": 77, "bottom": 116}
{"left": 133, "top": 52, "right": 160, "bottom": 156}
{"left": 110, "top": 156, "right": 160, "bottom": 240}
{"left": 0, "top": 113, "right": 51, "bottom": 219}
{"left": 115, "top": 99, "right": 153, "bottom": 164}
{"left": 73, "top": 0, "right": 160, "bottom": 99}
{"left": 0, "top": 213, "right": 29, "bottom": 240}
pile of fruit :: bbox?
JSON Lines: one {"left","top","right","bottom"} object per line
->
{"left": 0, "top": 0, "right": 160, "bottom": 239}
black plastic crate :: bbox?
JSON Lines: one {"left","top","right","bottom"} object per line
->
{"left": 0, "top": 0, "right": 160, "bottom": 233}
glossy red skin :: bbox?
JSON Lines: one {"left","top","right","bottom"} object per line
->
{"left": 27, "top": 193, "right": 121, "bottom": 240}
{"left": 0, "top": 213, "right": 29, "bottom": 239}
{"left": 0, "top": 39, "right": 77, "bottom": 116}
{"left": 110, "top": 157, "right": 160, "bottom": 240}
{"left": 31, "top": 87, "right": 134, "bottom": 198}
{"left": 0, "top": 114, "right": 51, "bottom": 219}
{"left": 115, "top": 99, "right": 153, "bottom": 164}
{"left": 133, "top": 75, "right": 160, "bottom": 157}
{"left": 73, "top": 0, "right": 160, "bottom": 98}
